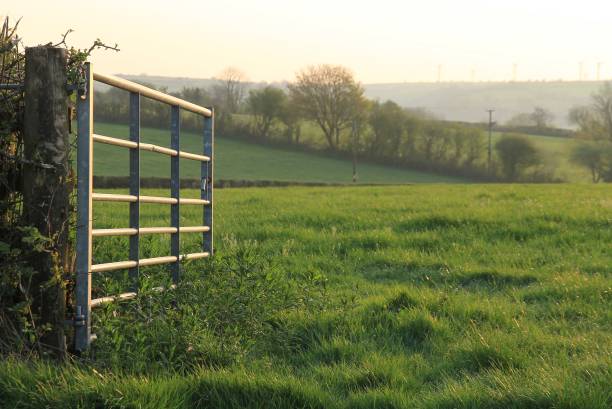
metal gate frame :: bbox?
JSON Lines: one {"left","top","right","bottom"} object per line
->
{"left": 74, "top": 62, "right": 214, "bottom": 352}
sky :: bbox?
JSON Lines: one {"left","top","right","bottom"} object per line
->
{"left": 4, "top": 0, "right": 612, "bottom": 83}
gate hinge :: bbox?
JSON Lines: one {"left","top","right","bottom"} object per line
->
{"left": 65, "top": 306, "right": 86, "bottom": 327}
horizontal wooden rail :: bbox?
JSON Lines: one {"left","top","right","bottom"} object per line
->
{"left": 93, "top": 72, "right": 212, "bottom": 117}
{"left": 92, "top": 226, "right": 210, "bottom": 237}
{"left": 92, "top": 193, "right": 210, "bottom": 205}
{"left": 93, "top": 134, "right": 210, "bottom": 162}
{"left": 91, "top": 252, "right": 210, "bottom": 273}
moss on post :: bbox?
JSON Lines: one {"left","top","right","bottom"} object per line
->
{"left": 23, "top": 46, "right": 71, "bottom": 359}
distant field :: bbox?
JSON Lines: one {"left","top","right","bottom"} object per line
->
{"left": 2, "top": 184, "right": 610, "bottom": 408}
{"left": 491, "top": 132, "right": 589, "bottom": 182}
{"left": 233, "top": 115, "right": 589, "bottom": 182}
{"left": 92, "top": 122, "right": 465, "bottom": 184}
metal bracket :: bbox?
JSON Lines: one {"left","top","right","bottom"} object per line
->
{"left": 0, "top": 83, "right": 23, "bottom": 91}
{"left": 65, "top": 306, "right": 86, "bottom": 327}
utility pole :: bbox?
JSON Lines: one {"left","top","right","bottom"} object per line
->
{"left": 486, "top": 109, "right": 495, "bottom": 176}
{"left": 351, "top": 120, "right": 359, "bottom": 183}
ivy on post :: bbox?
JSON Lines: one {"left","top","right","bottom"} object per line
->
{"left": 23, "top": 46, "right": 71, "bottom": 359}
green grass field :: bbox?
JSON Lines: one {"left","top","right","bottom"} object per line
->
{"left": 92, "top": 122, "right": 464, "bottom": 184}
{"left": 491, "top": 132, "right": 589, "bottom": 182}
{"left": 2, "top": 184, "right": 610, "bottom": 408}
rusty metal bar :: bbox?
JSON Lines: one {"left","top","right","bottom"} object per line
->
{"left": 93, "top": 72, "right": 212, "bottom": 117}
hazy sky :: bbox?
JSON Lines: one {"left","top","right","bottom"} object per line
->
{"left": 4, "top": 1, "right": 612, "bottom": 83}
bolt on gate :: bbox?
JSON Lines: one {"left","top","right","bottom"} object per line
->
{"left": 74, "top": 62, "right": 214, "bottom": 352}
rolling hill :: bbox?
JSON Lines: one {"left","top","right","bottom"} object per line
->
{"left": 113, "top": 74, "right": 605, "bottom": 128}
{"left": 92, "top": 122, "right": 465, "bottom": 184}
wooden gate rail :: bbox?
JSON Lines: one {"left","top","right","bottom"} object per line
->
{"left": 75, "top": 62, "right": 214, "bottom": 352}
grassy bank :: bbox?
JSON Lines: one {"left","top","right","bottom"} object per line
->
{"left": 1, "top": 184, "right": 610, "bottom": 408}
{"left": 91, "top": 122, "right": 465, "bottom": 184}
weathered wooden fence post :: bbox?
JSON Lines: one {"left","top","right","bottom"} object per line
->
{"left": 23, "top": 46, "right": 71, "bottom": 359}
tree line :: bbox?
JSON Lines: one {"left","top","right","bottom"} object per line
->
{"left": 567, "top": 83, "right": 612, "bottom": 182}
{"left": 95, "top": 65, "right": 595, "bottom": 182}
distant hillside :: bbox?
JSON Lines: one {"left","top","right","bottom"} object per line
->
{"left": 364, "top": 81, "right": 603, "bottom": 128}
{"left": 112, "top": 74, "right": 605, "bottom": 128}
{"left": 116, "top": 74, "right": 219, "bottom": 91}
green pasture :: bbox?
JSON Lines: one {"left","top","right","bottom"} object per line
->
{"left": 91, "top": 122, "right": 464, "bottom": 184}
{"left": 2, "top": 184, "right": 610, "bottom": 408}
{"left": 491, "top": 131, "right": 589, "bottom": 182}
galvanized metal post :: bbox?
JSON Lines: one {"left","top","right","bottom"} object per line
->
{"left": 129, "top": 92, "right": 140, "bottom": 289}
{"left": 203, "top": 108, "right": 214, "bottom": 255}
{"left": 75, "top": 62, "right": 94, "bottom": 352}
{"left": 170, "top": 105, "right": 181, "bottom": 282}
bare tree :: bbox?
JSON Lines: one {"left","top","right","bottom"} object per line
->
{"left": 591, "top": 82, "right": 612, "bottom": 141}
{"left": 289, "top": 65, "right": 365, "bottom": 150}
{"left": 570, "top": 82, "right": 612, "bottom": 141}
{"left": 213, "top": 66, "right": 247, "bottom": 114}
{"left": 529, "top": 106, "right": 554, "bottom": 129}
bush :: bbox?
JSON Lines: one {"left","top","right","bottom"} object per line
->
{"left": 570, "top": 141, "right": 612, "bottom": 183}
{"left": 495, "top": 134, "right": 542, "bottom": 181}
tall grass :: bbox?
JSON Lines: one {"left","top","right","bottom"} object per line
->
{"left": 1, "top": 184, "right": 610, "bottom": 408}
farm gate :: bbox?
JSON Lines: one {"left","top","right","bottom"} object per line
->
{"left": 73, "top": 63, "right": 215, "bottom": 351}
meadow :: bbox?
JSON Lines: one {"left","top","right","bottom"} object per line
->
{"left": 231, "top": 114, "right": 589, "bottom": 183}
{"left": 491, "top": 131, "right": 589, "bottom": 182}
{"left": 1, "top": 184, "right": 610, "bottom": 408}
{"left": 92, "top": 123, "right": 464, "bottom": 184}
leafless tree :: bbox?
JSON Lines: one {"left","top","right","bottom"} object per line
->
{"left": 214, "top": 66, "right": 247, "bottom": 114}
{"left": 529, "top": 106, "right": 554, "bottom": 129}
{"left": 591, "top": 82, "right": 612, "bottom": 141}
